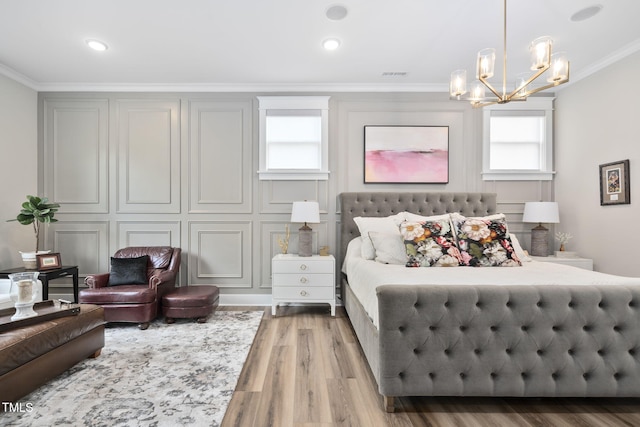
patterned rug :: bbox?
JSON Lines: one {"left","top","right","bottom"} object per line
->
{"left": 3, "top": 310, "right": 263, "bottom": 427}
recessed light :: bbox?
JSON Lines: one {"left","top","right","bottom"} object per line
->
{"left": 85, "top": 39, "right": 108, "bottom": 51}
{"left": 323, "top": 38, "right": 341, "bottom": 51}
{"left": 570, "top": 4, "right": 603, "bottom": 22}
{"left": 326, "top": 5, "right": 348, "bottom": 21}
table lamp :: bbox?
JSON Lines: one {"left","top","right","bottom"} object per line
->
{"left": 522, "top": 201, "right": 559, "bottom": 257}
{"left": 291, "top": 201, "right": 320, "bottom": 257}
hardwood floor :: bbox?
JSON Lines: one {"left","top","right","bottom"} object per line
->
{"left": 221, "top": 306, "right": 640, "bottom": 427}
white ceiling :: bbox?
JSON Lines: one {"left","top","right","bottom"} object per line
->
{"left": 2, "top": 0, "right": 640, "bottom": 92}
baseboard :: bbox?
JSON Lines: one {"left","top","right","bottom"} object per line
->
{"left": 219, "top": 294, "right": 272, "bottom": 306}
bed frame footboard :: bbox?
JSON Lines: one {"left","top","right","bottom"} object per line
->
{"left": 376, "top": 284, "right": 640, "bottom": 399}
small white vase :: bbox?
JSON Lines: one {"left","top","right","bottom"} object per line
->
{"left": 19, "top": 250, "right": 51, "bottom": 270}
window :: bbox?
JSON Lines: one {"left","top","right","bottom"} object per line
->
{"left": 482, "top": 98, "right": 554, "bottom": 181}
{"left": 258, "top": 96, "right": 330, "bottom": 180}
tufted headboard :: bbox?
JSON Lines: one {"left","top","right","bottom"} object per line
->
{"left": 338, "top": 192, "right": 497, "bottom": 272}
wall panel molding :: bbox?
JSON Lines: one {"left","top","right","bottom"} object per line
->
{"left": 116, "top": 99, "right": 181, "bottom": 213}
{"left": 47, "top": 221, "right": 110, "bottom": 277}
{"left": 188, "top": 220, "right": 252, "bottom": 288}
{"left": 43, "top": 98, "right": 109, "bottom": 213}
{"left": 188, "top": 100, "right": 252, "bottom": 213}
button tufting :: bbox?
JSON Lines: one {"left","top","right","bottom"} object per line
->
{"left": 460, "top": 325, "right": 467, "bottom": 331}
{"left": 506, "top": 348, "right": 512, "bottom": 354}
{"left": 537, "top": 349, "right": 544, "bottom": 356}
{"left": 490, "top": 326, "right": 498, "bottom": 332}
{"left": 521, "top": 325, "right": 529, "bottom": 332}
{"left": 474, "top": 349, "right": 481, "bottom": 355}
{"left": 568, "top": 349, "right": 575, "bottom": 355}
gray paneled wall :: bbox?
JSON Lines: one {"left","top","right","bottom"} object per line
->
{"left": 38, "top": 92, "right": 552, "bottom": 302}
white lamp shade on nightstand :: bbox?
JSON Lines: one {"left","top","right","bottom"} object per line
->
{"left": 522, "top": 201, "right": 560, "bottom": 257}
{"left": 290, "top": 201, "right": 320, "bottom": 224}
{"left": 522, "top": 202, "right": 559, "bottom": 224}
{"left": 291, "top": 201, "right": 320, "bottom": 257}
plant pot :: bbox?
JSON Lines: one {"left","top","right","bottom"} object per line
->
{"left": 19, "top": 251, "right": 51, "bottom": 270}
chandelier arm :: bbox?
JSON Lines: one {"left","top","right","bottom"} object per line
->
{"left": 519, "top": 76, "right": 569, "bottom": 97}
{"left": 505, "top": 64, "right": 549, "bottom": 101}
{"left": 479, "top": 75, "right": 504, "bottom": 101}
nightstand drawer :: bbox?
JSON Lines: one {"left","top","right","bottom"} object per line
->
{"left": 272, "top": 260, "right": 333, "bottom": 274}
{"left": 273, "top": 286, "right": 334, "bottom": 300}
{"left": 272, "top": 273, "right": 333, "bottom": 287}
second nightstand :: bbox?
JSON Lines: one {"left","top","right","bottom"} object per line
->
{"left": 531, "top": 255, "right": 593, "bottom": 271}
{"left": 272, "top": 254, "right": 335, "bottom": 316}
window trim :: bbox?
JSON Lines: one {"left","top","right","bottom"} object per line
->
{"left": 482, "top": 97, "right": 555, "bottom": 181}
{"left": 257, "top": 96, "right": 330, "bottom": 180}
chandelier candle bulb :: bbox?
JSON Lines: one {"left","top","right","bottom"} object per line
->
{"left": 469, "top": 80, "right": 486, "bottom": 101}
{"left": 549, "top": 52, "right": 569, "bottom": 82}
{"left": 530, "top": 36, "right": 552, "bottom": 70}
{"left": 477, "top": 48, "right": 496, "bottom": 79}
{"left": 450, "top": 69, "right": 467, "bottom": 96}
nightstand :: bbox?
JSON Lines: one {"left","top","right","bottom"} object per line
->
{"left": 271, "top": 254, "right": 335, "bottom": 316}
{"left": 531, "top": 255, "right": 593, "bottom": 271}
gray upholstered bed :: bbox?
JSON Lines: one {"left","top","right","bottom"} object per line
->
{"left": 339, "top": 192, "right": 640, "bottom": 412}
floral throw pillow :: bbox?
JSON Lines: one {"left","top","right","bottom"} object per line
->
{"left": 400, "top": 220, "right": 461, "bottom": 267}
{"left": 452, "top": 215, "right": 521, "bottom": 267}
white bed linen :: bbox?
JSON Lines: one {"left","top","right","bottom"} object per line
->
{"left": 343, "top": 237, "right": 640, "bottom": 329}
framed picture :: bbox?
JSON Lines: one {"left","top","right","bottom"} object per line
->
{"left": 364, "top": 125, "right": 449, "bottom": 183}
{"left": 599, "top": 159, "right": 630, "bottom": 206}
{"left": 36, "top": 253, "right": 62, "bottom": 270}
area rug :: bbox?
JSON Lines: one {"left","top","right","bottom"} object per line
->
{"left": 3, "top": 310, "right": 263, "bottom": 427}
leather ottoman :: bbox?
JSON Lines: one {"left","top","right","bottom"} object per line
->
{"left": 0, "top": 304, "right": 105, "bottom": 402}
{"left": 162, "top": 285, "right": 219, "bottom": 323}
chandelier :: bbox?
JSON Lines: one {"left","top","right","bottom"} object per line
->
{"left": 449, "top": 0, "right": 570, "bottom": 108}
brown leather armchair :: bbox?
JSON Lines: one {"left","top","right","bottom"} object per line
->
{"left": 79, "top": 246, "right": 181, "bottom": 330}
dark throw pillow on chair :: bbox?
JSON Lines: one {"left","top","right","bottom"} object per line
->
{"left": 108, "top": 255, "right": 149, "bottom": 286}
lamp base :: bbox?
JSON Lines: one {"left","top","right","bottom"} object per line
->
{"left": 530, "top": 224, "right": 549, "bottom": 257}
{"left": 298, "top": 224, "right": 313, "bottom": 257}
{"left": 11, "top": 302, "right": 37, "bottom": 321}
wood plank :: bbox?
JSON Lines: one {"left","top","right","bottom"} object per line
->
{"left": 252, "top": 344, "right": 296, "bottom": 427}
{"left": 234, "top": 315, "right": 276, "bottom": 392}
{"left": 294, "top": 329, "right": 332, "bottom": 424}
{"left": 223, "top": 306, "right": 640, "bottom": 427}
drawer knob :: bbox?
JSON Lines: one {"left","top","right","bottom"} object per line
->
{"left": 300, "top": 264, "right": 308, "bottom": 271}
{"left": 300, "top": 290, "right": 308, "bottom": 296}
{"left": 299, "top": 277, "right": 308, "bottom": 284}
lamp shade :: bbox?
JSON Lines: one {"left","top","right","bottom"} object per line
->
{"left": 522, "top": 202, "right": 559, "bottom": 224}
{"left": 291, "top": 201, "right": 320, "bottom": 224}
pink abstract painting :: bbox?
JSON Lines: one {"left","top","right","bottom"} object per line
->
{"left": 364, "top": 126, "right": 449, "bottom": 183}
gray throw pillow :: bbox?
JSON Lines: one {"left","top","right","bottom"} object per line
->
{"left": 108, "top": 255, "right": 149, "bottom": 286}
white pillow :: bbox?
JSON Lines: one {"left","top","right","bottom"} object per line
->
{"left": 403, "top": 212, "right": 451, "bottom": 223}
{"left": 353, "top": 214, "right": 404, "bottom": 260}
{"left": 369, "top": 231, "right": 408, "bottom": 265}
{"left": 509, "top": 234, "right": 532, "bottom": 262}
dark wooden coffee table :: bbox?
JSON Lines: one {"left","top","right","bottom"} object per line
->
{"left": 0, "top": 266, "right": 79, "bottom": 303}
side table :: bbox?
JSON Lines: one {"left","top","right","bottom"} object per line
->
{"left": 272, "top": 254, "right": 335, "bottom": 316}
{"left": 530, "top": 256, "right": 593, "bottom": 271}
{"left": 0, "top": 266, "right": 79, "bottom": 302}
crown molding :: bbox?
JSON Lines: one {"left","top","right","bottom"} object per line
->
{"left": 3, "top": 39, "right": 640, "bottom": 93}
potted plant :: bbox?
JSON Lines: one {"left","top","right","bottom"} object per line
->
{"left": 7, "top": 195, "right": 60, "bottom": 269}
